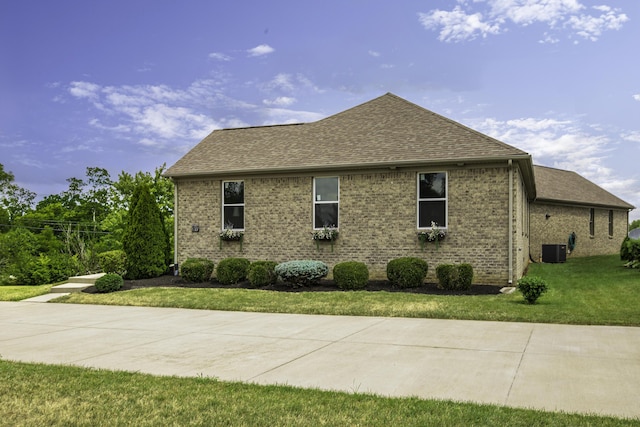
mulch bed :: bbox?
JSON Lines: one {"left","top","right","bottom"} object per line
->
{"left": 84, "top": 274, "right": 504, "bottom": 295}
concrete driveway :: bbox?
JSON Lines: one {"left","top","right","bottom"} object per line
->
{"left": 1, "top": 301, "right": 639, "bottom": 420}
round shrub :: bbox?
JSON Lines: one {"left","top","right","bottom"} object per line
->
{"left": 457, "top": 264, "right": 474, "bottom": 290}
{"left": 435, "top": 264, "right": 455, "bottom": 289}
{"left": 436, "top": 263, "right": 474, "bottom": 291}
{"left": 386, "top": 257, "right": 428, "bottom": 288}
{"left": 94, "top": 273, "right": 123, "bottom": 293}
{"left": 275, "top": 260, "right": 329, "bottom": 287}
{"left": 216, "top": 258, "right": 251, "bottom": 285}
{"left": 181, "top": 258, "right": 214, "bottom": 283}
{"left": 517, "top": 276, "right": 548, "bottom": 304}
{"left": 247, "top": 261, "right": 278, "bottom": 287}
{"left": 333, "top": 261, "right": 369, "bottom": 290}
{"left": 97, "top": 250, "right": 127, "bottom": 275}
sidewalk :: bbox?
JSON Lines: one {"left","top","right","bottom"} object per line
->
{"left": 1, "top": 301, "right": 638, "bottom": 420}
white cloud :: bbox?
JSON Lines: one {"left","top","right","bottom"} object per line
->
{"left": 539, "top": 32, "right": 560, "bottom": 44}
{"left": 263, "top": 97, "right": 296, "bottom": 107}
{"left": 209, "top": 52, "right": 232, "bottom": 61}
{"left": 419, "top": 1, "right": 628, "bottom": 43}
{"left": 633, "top": 94, "right": 640, "bottom": 101}
{"left": 368, "top": 50, "right": 381, "bottom": 57}
{"left": 418, "top": 6, "right": 501, "bottom": 42}
{"left": 472, "top": 113, "right": 640, "bottom": 211}
{"left": 622, "top": 131, "right": 640, "bottom": 143}
{"left": 266, "top": 74, "right": 295, "bottom": 92}
{"left": 260, "top": 108, "right": 325, "bottom": 125}
{"left": 67, "top": 80, "right": 224, "bottom": 152}
{"left": 247, "top": 44, "right": 274, "bottom": 57}
{"left": 69, "top": 81, "right": 101, "bottom": 100}
{"left": 567, "top": 6, "right": 628, "bottom": 41}
{"left": 65, "top": 72, "right": 327, "bottom": 156}
{"left": 263, "top": 73, "right": 325, "bottom": 95}
{"left": 490, "top": 0, "right": 583, "bottom": 26}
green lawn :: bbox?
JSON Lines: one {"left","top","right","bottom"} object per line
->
{"left": 0, "top": 284, "right": 51, "bottom": 301}
{"left": 3, "top": 255, "right": 639, "bottom": 424}
{"left": 54, "top": 255, "right": 640, "bottom": 325}
{"left": 1, "top": 360, "right": 635, "bottom": 426}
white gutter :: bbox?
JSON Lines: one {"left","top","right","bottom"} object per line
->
{"left": 508, "top": 159, "right": 513, "bottom": 284}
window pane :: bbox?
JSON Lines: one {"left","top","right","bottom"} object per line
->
{"left": 315, "top": 203, "right": 338, "bottom": 228}
{"left": 609, "top": 210, "right": 613, "bottom": 236}
{"left": 315, "top": 177, "right": 338, "bottom": 202}
{"left": 223, "top": 206, "right": 244, "bottom": 229}
{"left": 224, "top": 181, "right": 244, "bottom": 204}
{"left": 419, "top": 173, "right": 446, "bottom": 199}
{"left": 419, "top": 201, "right": 446, "bottom": 228}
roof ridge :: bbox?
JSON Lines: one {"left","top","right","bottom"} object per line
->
{"left": 319, "top": 92, "right": 529, "bottom": 156}
{"left": 218, "top": 122, "right": 305, "bottom": 132}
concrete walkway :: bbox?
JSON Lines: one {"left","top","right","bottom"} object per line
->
{"left": 1, "top": 301, "right": 638, "bottom": 420}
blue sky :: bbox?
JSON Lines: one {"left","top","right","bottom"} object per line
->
{"left": 1, "top": 0, "right": 639, "bottom": 219}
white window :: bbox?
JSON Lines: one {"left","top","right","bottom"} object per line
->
{"left": 313, "top": 177, "right": 339, "bottom": 229}
{"left": 609, "top": 210, "right": 614, "bottom": 237}
{"left": 222, "top": 181, "right": 244, "bottom": 229}
{"left": 417, "top": 172, "right": 447, "bottom": 228}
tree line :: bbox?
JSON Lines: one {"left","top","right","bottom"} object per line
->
{"left": 0, "top": 163, "right": 173, "bottom": 285}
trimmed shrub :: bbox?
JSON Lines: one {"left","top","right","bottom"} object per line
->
{"left": 386, "top": 257, "right": 428, "bottom": 288}
{"left": 275, "top": 260, "right": 328, "bottom": 287}
{"left": 333, "top": 261, "right": 369, "bottom": 290}
{"left": 122, "top": 184, "right": 167, "bottom": 279}
{"left": 435, "top": 264, "right": 455, "bottom": 289}
{"left": 517, "top": 276, "right": 548, "bottom": 304}
{"left": 181, "top": 258, "right": 214, "bottom": 283}
{"left": 436, "top": 263, "right": 473, "bottom": 291}
{"left": 97, "top": 250, "right": 127, "bottom": 275}
{"left": 458, "top": 264, "right": 474, "bottom": 289}
{"left": 216, "top": 258, "right": 251, "bottom": 285}
{"left": 621, "top": 237, "right": 640, "bottom": 268}
{"left": 94, "top": 273, "right": 123, "bottom": 293}
{"left": 247, "top": 261, "right": 278, "bottom": 287}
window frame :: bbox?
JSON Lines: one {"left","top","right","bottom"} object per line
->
{"left": 608, "top": 209, "right": 614, "bottom": 237}
{"left": 313, "top": 176, "right": 339, "bottom": 230}
{"left": 589, "top": 208, "right": 595, "bottom": 237}
{"left": 417, "top": 172, "right": 448, "bottom": 229}
{"left": 221, "top": 180, "right": 245, "bottom": 231}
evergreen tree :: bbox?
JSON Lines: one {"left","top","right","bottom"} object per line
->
{"left": 122, "top": 183, "right": 166, "bottom": 279}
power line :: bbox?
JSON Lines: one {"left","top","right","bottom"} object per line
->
{"left": 0, "top": 223, "right": 111, "bottom": 235}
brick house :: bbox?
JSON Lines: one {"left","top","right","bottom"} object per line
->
{"left": 530, "top": 165, "right": 633, "bottom": 261}
{"left": 165, "top": 93, "right": 633, "bottom": 284}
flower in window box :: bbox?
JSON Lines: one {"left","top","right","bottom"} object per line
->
{"left": 312, "top": 225, "right": 339, "bottom": 252}
{"left": 417, "top": 221, "right": 446, "bottom": 250}
{"left": 219, "top": 222, "right": 244, "bottom": 251}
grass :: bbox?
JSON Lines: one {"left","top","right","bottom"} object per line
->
{"left": 1, "top": 360, "right": 636, "bottom": 426}
{"left": 0, "top": 284, "right": 51, "bottom": 301}
{"left": 53, "top": 255, "right": 640, "bottom": 326}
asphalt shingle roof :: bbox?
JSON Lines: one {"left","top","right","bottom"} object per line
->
{"left": 165, "top": 93, "right": 531, "bottom": 178}
{"left": 533, "top": 165, "right": 634, "bottom": 209}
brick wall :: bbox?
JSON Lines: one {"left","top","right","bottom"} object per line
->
{"left": 175, "top": 165, "right": 523, "bottom": 284}
{"left": 529, "top": 202, "right": 628, "bottom": 260}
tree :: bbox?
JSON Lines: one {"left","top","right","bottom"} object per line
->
{"left": 122, "top": 184, "right": 167, "bottom": 279}
{"left": 0, "top": 163, "right": 36, "bottom": 223}
{"left": 111, "top": 163, "right": 173, "bottom": 264}
{"left": 630, "top": 219, "right": 640, "bottom": 231}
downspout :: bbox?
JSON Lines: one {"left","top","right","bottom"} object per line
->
{"left": 508, "top": 159, "right": 513, "bottom": 284}
{"left": 173, "top": 180, "right": 179, "bottom": 270}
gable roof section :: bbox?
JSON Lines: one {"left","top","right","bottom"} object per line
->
{"left": 533, "top": 165, "right": 634, "bottom": 210}
{"left": 165, "top": 93, "right": 532, "bottom": 180}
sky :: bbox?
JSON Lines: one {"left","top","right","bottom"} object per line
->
{"left": 1, "top": 0, "right": 639, "bottom": 220}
